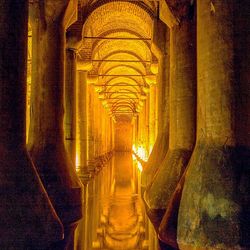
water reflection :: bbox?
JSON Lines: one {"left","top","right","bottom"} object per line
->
{"left": 102, "top": 152, "right": 144, "bottom": 249}
{"left": 75, "top": 152, "right": 147, "bottom": 250}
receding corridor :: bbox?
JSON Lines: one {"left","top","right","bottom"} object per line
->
{"left": 0, "top": 1, "right": 250, "bottom": 250}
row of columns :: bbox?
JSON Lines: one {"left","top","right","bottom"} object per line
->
{"left": 0, "top": 0, "right": 82, "bottom": 249}
{"left": 0, "top": 0, "right": 114, "bottom": 248}
{"left": 139, "top": 1, "right": 250, "bottom": 250}
{"left": 74, "top": 65, "right": 114, "bottom": 250}
{"left": 28, "top": 1, "right": 83, "bottom": 248}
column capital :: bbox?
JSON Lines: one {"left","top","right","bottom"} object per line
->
{"left": 66, "top": 35, "right": 82, "bottom": 51}
{"left": 77, "top": 60, "right": 93, "bottom": 72}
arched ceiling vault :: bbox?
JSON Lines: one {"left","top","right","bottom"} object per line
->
{"left": 76, "top": 0, "right": 157, "bottom": 122}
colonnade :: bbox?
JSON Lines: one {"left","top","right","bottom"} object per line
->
{"left": 0, "top": 0, "right": 115, "bottom": 248}
{"left": 0, "top": 1, "right": 249, "bottom": 250}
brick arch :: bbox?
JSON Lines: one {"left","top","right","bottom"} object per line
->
{"left": 111, "top": 100, "right": 137, "bottom": 108}
{"left": 102, "top": 64, "right": 145, "bottom": 76}
{"left": 91, "top": 28, "right": 151, "bottom": 54}
{"left": 104, "top": 75, "right": 146, "bottom": 89}
{"left": 95, "top": 51, "right": 147, "bottom": 71}
{"left": 106, "top": 82, "right": 140, "bottom": 93}
{"left": 91, "top": 39, "right": 151, "bottom": 67}
{"left": 82, "top": 1, "right": 153, "bottom": 38}
{"left": 67, "top": 0, "right": 154, "bottom": 38}
{"left": 82, "top": 0, "right": 155, "bottom": 24}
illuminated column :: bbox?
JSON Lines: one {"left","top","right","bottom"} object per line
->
{"left": 141, "top": 19, "right": 170, "bottom": 190}
{"left": 178, "top": 1, "right": 250, "bottom": 249}
{"left": 65, "top": 48, "right": 77, "bottom": 165}
{"left": 0, "top": 1, "right": 63, "bottom": 248}
{"left": 148, "top": 86, "right": 156, "bottom": 154}
{"left": 77, "top": 69, "right": 88, "bottom": 169}
{"left": 145, "top": 97, "right": 150, "bottom": 155}
{"left": 75, "top": 62, "right": 92, "bottom": 249}
{"left": 88, "top": 85, "right": 95, "bottom": 161}
{"left": 28, "top": 1, "right": 82, "bottom": 247}
{"left": 75, "top": 178, "right": 90, "bottom": 250}
{"left": 145, "top": 12, "right": 196, "bottom": 242}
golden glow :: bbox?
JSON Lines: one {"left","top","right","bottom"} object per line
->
{"left": 142, "top": 86, "right": 150, "bottom": 93}
{"left": 150, "top": 63, "right": 158, "bottom": 74}
{"left": 138, "top": 145, "right": 148, "bottom": 162}
{"left": 132, "top": 144, "right": 148, "bottom": 172}
{"left": 137, "top": 161, "right": 143, "bottom": 172}
{"left": 75, "top": 153, "right": 80, "bottom": 172}
{"left": 145, "top": 75, "right": 157, "bottom": 85}
{"left": 149, "top": 145, "right": 153, "bottom": 155}
{"left": 94, "top": 86, "right": 103, "bottom": 93}
{"left": 132, "top": 153, "right": 136, "bottom": 161}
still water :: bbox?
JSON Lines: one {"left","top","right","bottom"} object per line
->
{"left": 75, "top": 152, "right": 147, "bottom": 250}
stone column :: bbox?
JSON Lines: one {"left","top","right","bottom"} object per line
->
{"left": 0, "top": 0, "right": 63, "bottom": 248}
{"left": 64, "top": 48, "right": 77, "bottom": 165}
{"left": 149, "top": 85, "right": 156, "bottom": 154}
{"left": 28, "top": 1, "right": 82, "bottom": 248}
{"left": 141, "top": 19, "right": 170, "bottom": 193}
{"left": 75, "top": 177, "right": 90, "bottom": 250}
{"left": 178, "top": 1, "right": 250, "bottom": 249}
{"left": 88, "top": 84, "right": 95, "bottom": 161}
{"left": 78, "top": 70, "right": 88, "bottom": 169}
{"left": 144, "top": 11, "right": 196, "bottom": 236}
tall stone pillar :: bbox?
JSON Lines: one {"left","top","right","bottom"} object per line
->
{"left": 28, "top": 1, "right": 82, "bottom": 248}
{"left": 88, "top": 84, "right": 95, "bottom": 161}
{"left": 144, "top": 9, "right": 196, "bottom": 237}
{"left": 149, "top": 85, "right": 156, "bottom": 153}
{"left": 75, "top": 178, "right": 90, "bottom": 250}
{"left": 77, "top": 70, "right": 88, "bottom": 169}
{"left": 74, "top": 60, "right": 93, "bottom": 250}
{"left": 65, "top": 48, "right": 77, "bottom": 166}
{"left": 178, "top": 1, "right": 250, "bottom": 249}
{"left": 0, "top": 0, "right": 63, "bottom": 248}
{"left": 141, "top": 19, "right": 170, "bottom": 192}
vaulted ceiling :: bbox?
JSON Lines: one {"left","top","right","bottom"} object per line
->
{"left": 68, "top": 0, "right": 159, "bottom": 122}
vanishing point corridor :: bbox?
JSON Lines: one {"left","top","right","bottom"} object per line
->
{"left": 76, "top": 153, "right": 148, "bottom": 250}
{"left": 0, "top": 0, "right": 250, "bottom": 250}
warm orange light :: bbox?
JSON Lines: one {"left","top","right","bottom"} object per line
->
{"left": 132, "top": 144, "right": 148, "bottom": 172}
{"left": 132, "top": 154, "right": 136, "bottom": 161}
{"left": 138, "top": 146, "right": 148, "bottom": 162}
{"left": 137, "top": 162, "right": 143, "bottom": 172}
{"left": 75, "top": 154, "right": 80, "bottom": 172}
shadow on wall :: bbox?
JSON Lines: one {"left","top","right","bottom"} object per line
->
{"left": 115, "top": 121, "right": 133, "bottom": 152}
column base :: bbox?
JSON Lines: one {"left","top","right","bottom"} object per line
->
{"left": 178, "top": 142, "right": 250, "bottom": 250}
{"left": 0, "top": 145, "right": 63, "bottom": 249}
{"left": 141, "top": 131, "right": 169, "bottom": 188}
{"left": 50, "top": 224, "right": 78, "bottom": 250}
{"left": 144, "top": 149, "right": 192, "bottom": 230}
{"left": 29, "top": 142, "right": 83, "bottom": 225}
